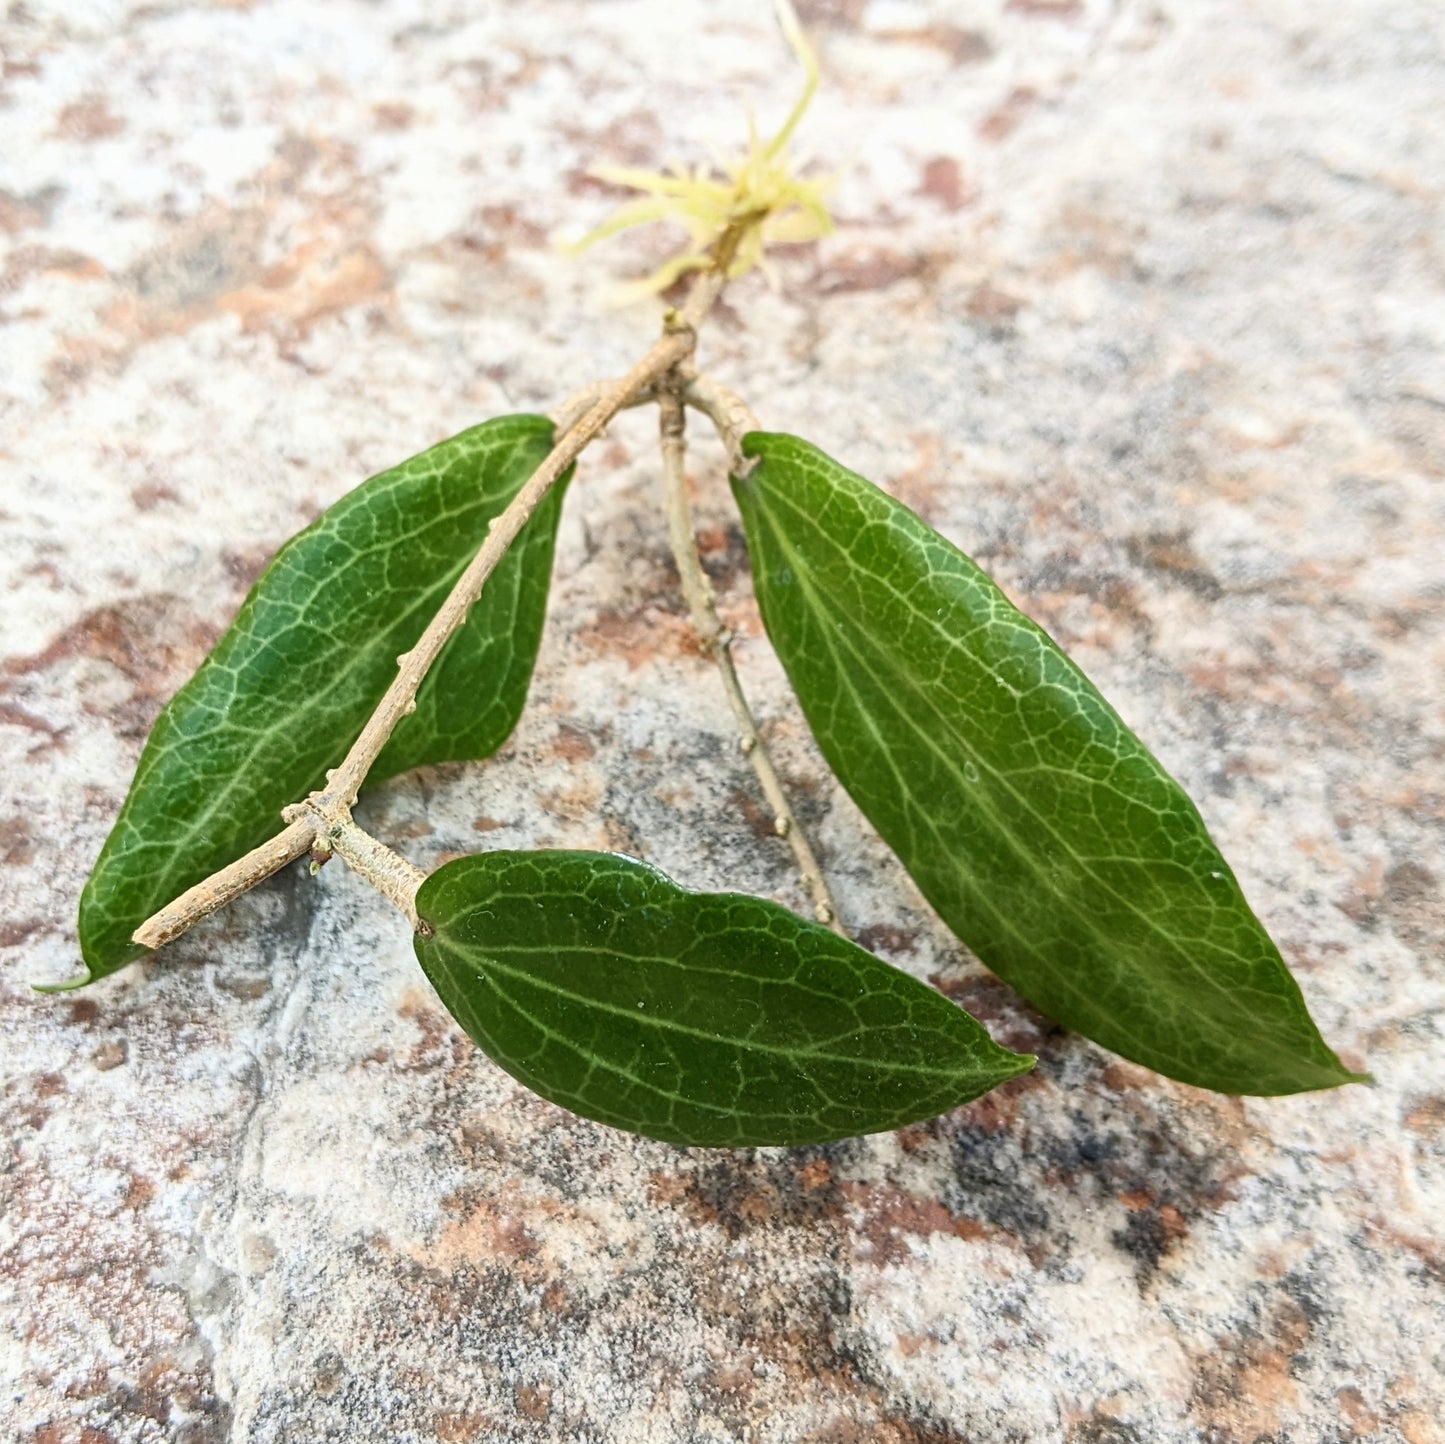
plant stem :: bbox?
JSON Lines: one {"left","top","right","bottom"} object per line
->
{"left": 130, "top": 220, "right": 756, "bottom": 952}
{"left": 550, "top": 379, "right": 658, "bottom": 437}
{"left": 290, "top": 805, "right": 429, "bottom": 932}
{"left": 131, "top": 818, "right": 316, "bottom": 952}
{"left": 680, "top": 370, "right": 760, "bottom": 477}
{"left": 656, "top": 387, "right": 845, "bottom": 935}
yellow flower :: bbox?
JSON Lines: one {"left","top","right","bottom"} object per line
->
{"left": 567, "top": 0, "right": 835, "bottom": 301}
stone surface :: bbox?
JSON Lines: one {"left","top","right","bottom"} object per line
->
{"left": 2, "top": 1, "right": 1442, "bottom": 1440}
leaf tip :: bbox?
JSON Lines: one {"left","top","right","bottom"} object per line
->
{"left": 1225, "top": 1054, "right": 1372, "bottom": 1097}
{"left": 1296, "top": 1045, "right": 1372, "bottom": 1094}
{"left": 991, "top": 1050, "right": 1037, "bottom": 1086}
{"left": 32, "top": 971, "right": 96, "bottom": 995}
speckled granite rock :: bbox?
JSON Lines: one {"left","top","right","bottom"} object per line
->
{"left": 2, "top": 2, "right": 1442, "bottom": 1441}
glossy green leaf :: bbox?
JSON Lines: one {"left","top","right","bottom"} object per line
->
{"left": 75, "top": 416, "right": 570, "bottom": 984}
{"left": 732, "top": 432, "right": 1363, "bottom": 1096}
{"left": 414, "top": 850, "right": 1034, "bottom": 1146}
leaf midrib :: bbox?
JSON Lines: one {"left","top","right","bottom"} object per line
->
{"left": 429, "top": 935, "right": 1008, "bottom": 1080}
{"left": 448, "top": 928, "right": 899, "bottom": 1012}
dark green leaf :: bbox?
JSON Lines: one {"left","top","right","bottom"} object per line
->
{"left": 732, "top": 431, "right": 1363, "bottom": 1096}
{"left": 414, "top": 850, "right": 1033, "bottom": 1147}
{"left": 76, "top": 416, "right": 569, "bottom": 984}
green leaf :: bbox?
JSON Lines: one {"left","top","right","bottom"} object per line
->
{"left": 414, "top": 850, "right": 1033, "bottom": 1147}
{"left": 75, "top": 416, "right": 570, "bottom": 984}
{"left": 732, "top": 432, "right": 1364, "bottom": 1096}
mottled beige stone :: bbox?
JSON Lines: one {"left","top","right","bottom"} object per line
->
{"left": 2, "top": 1, "right": 1442, "bottom": 1441}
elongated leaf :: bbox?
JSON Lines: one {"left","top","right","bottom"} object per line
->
{"left": 732, "top": 432, "right": 1363, "bottom": 1096}
{"left": 414, "top": 851, "right": 1033, "bottom": 1146}
{"left": 75, "top": 416, "right": 570, "bottom": 984}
